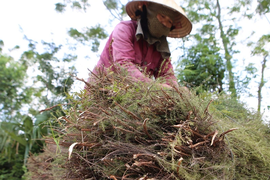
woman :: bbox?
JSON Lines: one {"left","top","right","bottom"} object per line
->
{"left": 89, "top": 0, "right": 192, "bottom": 88}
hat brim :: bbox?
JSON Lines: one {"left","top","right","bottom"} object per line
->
{"left": 125, "top": 0, "right": 192, "bottom": 38}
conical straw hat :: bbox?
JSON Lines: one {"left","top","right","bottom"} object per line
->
{"left": 125, "top": 0, "right": 192, "bottom": 38}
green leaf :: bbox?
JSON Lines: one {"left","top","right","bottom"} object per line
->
{"left": 103, "top": 0, "right": 118, "bottom": 10}
{"left": 35, "top": 112, "right": 50, "bottom": 125}
{"left": 4, "top": 130, "right": 27, "bottom": 146}
{"left": 72, "top": 1, "right": 82, "bottom": 9}
{"left": 0, "top": 39, "right": 3, "bottom": 52}
{"left": 55, "top": 3, "right": 66, "bottom": 12}
{"left": 23, "top": 116, "right": 33, "bottom": 132}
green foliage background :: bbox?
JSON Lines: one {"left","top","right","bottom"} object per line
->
{"left": 0, "top": 0, "right": 269, "bottom": 179}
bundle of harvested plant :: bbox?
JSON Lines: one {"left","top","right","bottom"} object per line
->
{"left": 25, "top": 70, "right": 270, "bottom": 180}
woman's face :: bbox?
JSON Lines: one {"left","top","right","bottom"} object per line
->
{"left": 156, "top": 13, "right": 173, "bottom": 29}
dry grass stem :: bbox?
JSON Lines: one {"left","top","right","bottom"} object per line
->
{"left": 26, "top": 71, "right": 267, "bottom": 180}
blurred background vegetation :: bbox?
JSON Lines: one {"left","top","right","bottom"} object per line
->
{"left": 0, "top": 0, "right": 269, "bottom": 179}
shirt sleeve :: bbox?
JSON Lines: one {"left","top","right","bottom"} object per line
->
{"left": 111, "top": 22, "right": 153, "bottom": 83}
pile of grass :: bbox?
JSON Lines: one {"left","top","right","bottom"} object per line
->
{"left": 25, "top": 70, "right": 270, "bottom": 180}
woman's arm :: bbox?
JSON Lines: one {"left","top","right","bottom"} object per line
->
{"left": 111, "top": 22, "right": 154, "bottom": 83}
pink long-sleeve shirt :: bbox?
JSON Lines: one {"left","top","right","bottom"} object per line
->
{"left": 91, "top": 20, "right": 178, "bottom": 87}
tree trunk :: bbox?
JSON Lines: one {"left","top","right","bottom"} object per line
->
{"left": 216, "top": 0, "right": 236, "bottom": 96}
{"left": 258, "top": 55, "right": 267, "bottom": 112}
